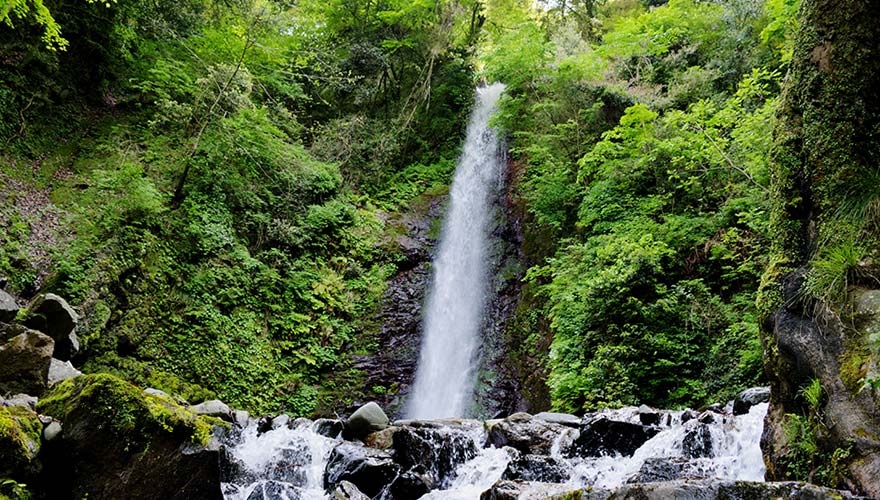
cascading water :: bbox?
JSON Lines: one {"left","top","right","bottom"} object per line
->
{"left": 221, "top": 400, "right": 770, "bottom": 499}
{"left": 407, "top": 83, "right": 506, "bottom": 420}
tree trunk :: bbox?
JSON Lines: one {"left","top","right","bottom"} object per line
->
{"left": 760, "top": 0, "right": 880, "bottom": 495}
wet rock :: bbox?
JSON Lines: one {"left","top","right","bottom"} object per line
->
{"left": 569, "top": 416, "right": 660, "bottom": 458}
{"left": 48, "top": 358, "right": 82, "bottom": 386}
{"left": 680, "top": 409, "right": 698, "bottom": 424}
{"left": 488, "top": 412, "right": 576, "bottom": 455}
{"left": 0, "top": 289, "right": 18, "bottom": 323}
{"left": 266, "top": 441, "right": 310, "bottom": 485}
{"left": 392, "top": 425, "right": 478, "bottom": 487}
{"left": 682, "top": 424, "right": 713, "bottom": 458}
{"left": 533, "top": 412, "right": 580, "bottom": 428}
{"left": 332, "top": 480, "right": 371, "bottom": 500}
{"left": 191, "top": 399, "right": 233, "bottom": 422}
{"left": 552, "top": 479, "right": 865, "bottom": 499}
{"left": 0, "top": 327, "right": 54, "bottom": 395}
{"left": 271, "top": 414, "right": 290, "bottom": 430}
{"left": 364, "top": 426, "right": 398, "bottom": 449}
{"left": 637, "top": 405, "right": 661, "bottom": 426}
{"left": 480, "top": 480, "right": 579, "bottom": 500}
{"left": 24, "top": 293, "right": 79, "bottom": 361}
{"left": 733, "top": 387, "right": 770, "bottom": 415}
{"left": 388, "top": 469, "right": 432, "bottom": 499}
{"left": 233, "top": 410, "right": 250, "bottom": 428}
{"left": 1, "top": 393, "right": 38, "bottom": 410}
{"left": 314, "top": 418, "right": 344, "bottom": 438}
{"left": 697, "top": 410, "right": 718, "bottom": 424}
{"left": 627, "top": 457, "right": 714, "bottom": 483}
{"left": 245, "top": 480, "right": 302, "bottom": 500}
{"left": 501, "top": 454, "right": 570, "bottom": 483}
{"left": 345, "top": 402, "right": 389, "bottom": 438}
{"left": 324, "top": 442, "right": 400, "bottom": 498}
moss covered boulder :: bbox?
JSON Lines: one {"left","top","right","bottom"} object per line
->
{"left": 35, "top": 373, "right": 227, "bottom": 499}
{"left": 0, "top": 405, "right": 42, "bottom": 481}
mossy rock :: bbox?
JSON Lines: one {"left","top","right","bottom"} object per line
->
{"left": 0, "top": 406, "right": 41, "bottom": 480}
{"left": 37, "top": 373, "right": 225, "bottom": 448}
{"left": 34, "top": 373, "right": 226, "bottom": 499}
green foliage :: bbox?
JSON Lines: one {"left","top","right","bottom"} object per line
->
{"left": 779, "top": 378, "right": 854, "bottom": 488}
{"left": 487, "top": 0, "right": 788, "bottom": 411}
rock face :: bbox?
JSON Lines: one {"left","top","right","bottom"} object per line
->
{"left": 35, "top": 373, "right": 225, "bottom": 499}
{"left": 763, "top": 286, "right": 880, "bottom": 495}
{"left": 733, "top": 387, "right": 770, "bottom": 415}
{"left": 0, "top": 327, "right": 54, "bottom": 395}
{"left": 24, "top": 293, "right": 79, "bottom": 361}
{"left": 0, "top": 289, "right": 18, "bottom": 323}
{"left": 569, "top": 416, "right": 660, "bottom": 458}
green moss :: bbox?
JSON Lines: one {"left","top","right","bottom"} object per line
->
{"left": 0, "top": 407, "right": 41, "bottom": 478}
{"left": 36, "top": 373, "right": 226, "bottom": 448}
{"left": 839, "top": 340, "right": 871, "bottom": 393}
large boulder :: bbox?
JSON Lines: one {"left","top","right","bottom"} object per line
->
{"left": 0, "top": 289, "right": 18, "bottom": 323}
{"left": 24, "top": 293, "right": 79, "bottom": 360}
{"left": 324, "top": 442, "right": 400, "bottom": 498}
{"left": 35, "top": 373, "right": 226, "bottom": 499}
{"left": 532, "top": 412, "right": 580, "bottom": 428}
{"left": 569, "top": 416, "right": 660, "bottom": 458}
{"left": 345, "top": 402, "right": 389, "bottom": 438}
{"left": 487, "top": 413, "right": 577, "bottom": 455}
{"left": 0, "top": 405, "right": 42, "bottom": 482}
{"left": 0, "top": 327, "right": 54, "bottom": 395}
{"left": 732, "top": 386, "right": 770, "bottom": 415}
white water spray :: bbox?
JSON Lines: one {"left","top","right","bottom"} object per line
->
{"left": 407, "top": 83, "right": 506, "bottom": 419}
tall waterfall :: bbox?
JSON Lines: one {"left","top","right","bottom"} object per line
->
{"left": 407, "top": 83, "right": 506, "bottom": 419}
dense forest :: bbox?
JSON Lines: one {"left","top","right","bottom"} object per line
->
{"left": 1, "top": 0, "right": 878, "bottom": 497}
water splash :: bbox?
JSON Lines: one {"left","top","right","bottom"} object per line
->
{"left": 222, "top": 421, "right": 339, "bottom": 500}
{"left": 407, "top": 83, "right": 506, "bottom": 420}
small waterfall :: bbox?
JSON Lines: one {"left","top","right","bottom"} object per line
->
{"left": 222, "top": 421, "right": 340, "bottom": 500}
{"left": 407, "top": 83, "right": 506, "bottom": 420}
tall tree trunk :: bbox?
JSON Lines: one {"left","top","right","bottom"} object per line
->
{"left": 760, "top": 0, "right": 880, "bottom": 495}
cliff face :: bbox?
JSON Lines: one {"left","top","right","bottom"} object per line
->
{"left": 759, "top": 0, "right": 880, "bottom": 494}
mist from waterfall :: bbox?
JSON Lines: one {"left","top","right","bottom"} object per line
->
{"left": 406, "top": 83, "right": 506, "bottom": 419}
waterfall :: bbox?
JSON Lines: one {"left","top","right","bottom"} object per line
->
{"left": 407, "top": 83, "right": 506, "bottom": 420}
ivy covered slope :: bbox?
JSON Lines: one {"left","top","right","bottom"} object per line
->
{"left": 0, "top": 0, "right": 480, "bottom": 415}
{"left": 480, "top": 0, "right": 799, "bottom": 413}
